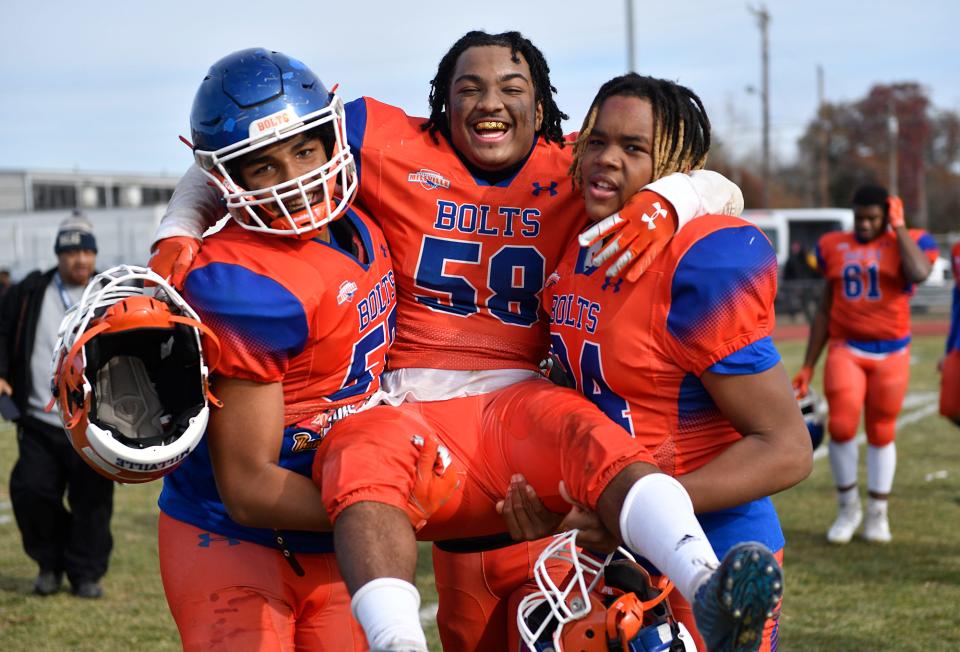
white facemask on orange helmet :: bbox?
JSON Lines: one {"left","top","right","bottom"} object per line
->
{"left": 50, "top": 265, "right": 221, "bottom": 483}
{"left": 517, "top": 530, "right": 694, "bottom": 652}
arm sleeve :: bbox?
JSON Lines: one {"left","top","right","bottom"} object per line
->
{"left": 662, "top": 224, "right": 779, "bottom": 375}
{"left": 183, "top": 262, "right": 310, "bottom": 382}
{"left": 644, "top": 170, "right": 744, "bottom": 229}
{"left": 152, "top": 164, "right": 226, "bottom": 242}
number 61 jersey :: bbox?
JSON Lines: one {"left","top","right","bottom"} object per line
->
{"left": 816, "top": 229, "right": 938, "bottom": 345}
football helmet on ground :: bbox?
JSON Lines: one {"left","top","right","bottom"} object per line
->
{"left": 189, "top": 47, "right": 357, "bottom": 239}
{"left": 51, "top": 265, "right": 221, "bottom": 483}
{"left": 517, "top": 530, "right": 695, "bottom": 652}
{"left": 797, "top": 388, "right": 827, "bottom": 451}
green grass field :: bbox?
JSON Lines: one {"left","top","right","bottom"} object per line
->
{"left": 0, "top": 334, "right": 957, "bottom": 650}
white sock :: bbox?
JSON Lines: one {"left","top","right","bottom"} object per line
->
{"left": 618, "top": 473, "right": 719, "bottom": 603}
{"left": 867, "top": 443, "right": 896, "bottom": 495}
{"left": 351, "top": 578, "right": 427, "bottom": 652}
{"left": 837, "top": 485, "right": 860, "bottom": 509}
{"left": 828, "top": 439, "right": 859, "bottom": 488}
{"left": 867, "top": 496, "right": 888, "bottom": 517}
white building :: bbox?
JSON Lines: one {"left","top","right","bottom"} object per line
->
{"left": 0, "top": 168, "right": 181, "bottom": 279}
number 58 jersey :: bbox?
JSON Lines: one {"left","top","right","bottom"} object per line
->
{"left": 346, "top": 98, "right": 585, "bottom": 371}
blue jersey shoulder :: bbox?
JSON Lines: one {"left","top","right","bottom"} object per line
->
{"left": 667, "top": 224, "right": 777, "bottom": 344}
{"left": 184, "top": 262, "right": 309, "bottom": 361}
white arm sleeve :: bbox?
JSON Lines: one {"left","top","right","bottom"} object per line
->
{"left": 152, "top": 164, "right": 225, "bottom": 243}
{"left": 643, "top": 170, "right": 744, "bottom": 230}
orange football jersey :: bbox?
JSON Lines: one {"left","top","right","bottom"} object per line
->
{"left": 547, "top": 215, "right": 779, "bottom": 475}
{"left": 816, "top": 229, "right": 939, "bottom": 346}
{"left": 345, "top": 98, "right": 585, "bottom": 371}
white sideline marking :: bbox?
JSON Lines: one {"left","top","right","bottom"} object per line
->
{"left": 419, "top": 601, "right": 439, "bottom": 625}
{"left": 813, "top": 396, "right": 939, "bottom": 462}
{"left": 0, "top": 501, "right": 11, "bottom": 525}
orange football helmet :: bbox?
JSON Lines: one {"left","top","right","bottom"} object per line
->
{"left": 517, "top": 530, "right": 695, "bottom": 652}
{"left": 51, "top": 265, "right": 221, "bottom": 483}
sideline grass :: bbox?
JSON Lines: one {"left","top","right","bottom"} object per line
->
{"left": 0, "top": 334, "right": 956, "bottom": 650}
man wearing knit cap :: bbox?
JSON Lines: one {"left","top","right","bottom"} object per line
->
{"left": 0, "top": 211, "right": 113, "bottom": 598}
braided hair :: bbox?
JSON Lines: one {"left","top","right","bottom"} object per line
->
{"left": 570, "top": 73, "right": 711, "bottom": 187}
{"left": 421, "top": 30, "right": 568, "bottom": 145}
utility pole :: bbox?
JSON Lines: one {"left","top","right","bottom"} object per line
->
{"left": 625, "top": 0, "right": 636, "bottom": 73}
{"left": 816, "top": 65, "right": 829, "bottom": 206}
{"left": 887, "top": 101, "right": 899, "bottom": 196}
{"left": 749, "top": 4, "right": 771, "bottom": 208}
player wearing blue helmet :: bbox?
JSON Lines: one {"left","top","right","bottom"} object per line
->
{"left": 156, "top": 48, "right": 453, "bottom": 652}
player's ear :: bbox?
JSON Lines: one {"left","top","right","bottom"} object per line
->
{"left": 535, "top": 101, "right": 543, "bottom": 131}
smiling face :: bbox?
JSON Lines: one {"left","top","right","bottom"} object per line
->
{"left": 579, "top": 95, "right": 655, "bottom": 221}
{"left": 446, "top": 45, "right": 543, "bottom": 172}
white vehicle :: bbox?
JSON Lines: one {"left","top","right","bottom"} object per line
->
{"left": 741, "top": 208, "right": 854, "bottom": 268}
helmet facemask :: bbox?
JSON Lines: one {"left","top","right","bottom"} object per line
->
{"left": 195, "top": 96, "right": 357, "bottom": 239}
{"left": 51, "top": 266, "right": 221, "bottom": 484}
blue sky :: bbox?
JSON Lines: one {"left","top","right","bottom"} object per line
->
{"left": 2, "top": 0, "right": 957, "bottom": 175}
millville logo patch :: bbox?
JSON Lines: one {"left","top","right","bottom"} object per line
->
{"left": 407, "top": 169, "right": 451, "bottom": 191}
{"left": 337, "top": 280, "right": 358, "bottom": 305}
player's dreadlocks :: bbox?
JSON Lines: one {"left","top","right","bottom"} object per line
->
{"left": 421, "top": 30, "right": 568, "bottom": 146}
{"left": 570, "top": 73, "right": 711, "bottom": 187}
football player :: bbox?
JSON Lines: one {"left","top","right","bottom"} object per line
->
{"left": 504, "top": 72, "right": 810, "bottom": 652}
{"left": 940, "top": 240, "right": 960, "bottom": 425}
{"left": 155, "top": 49, "right": 453, "bottom": 651}
{"left": 148, "top": 32, "right": 743, "bottom": 652}
{"left": 793, "top": 185, "right": 938, "bottom": 544}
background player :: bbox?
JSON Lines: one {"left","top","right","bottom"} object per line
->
{"left": 148, "top": 31, "right": 744, "bottom": 651}
{"left": 502, "top": 72, "right": 811, "bottom": 652}
{"left": 156, "top": 49, "right": 451, "bottom": 650}
{"left": 792, "top": 185, "right": 938, "bottom": 544}
{"left": 940, "top": 239, "right": 960, "bottom": 425}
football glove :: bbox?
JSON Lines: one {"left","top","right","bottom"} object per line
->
{"left": 887, "top": 195, "right": 906, "bottom": 229}
{"left": 578, "top": 190, "right": 678, "bottom": 282}
{"left": 405, "top": 435, "right": 460, "bottom": 531}
{"left": 792, "top": 365, "right": 814, "bottom": 398}
{"left": 148, "top": 236, "right": 202, "bottom": 289}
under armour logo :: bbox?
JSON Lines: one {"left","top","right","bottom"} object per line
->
{"left": 641, "top": 202, "right": 669, "bottom": 230}
{"left": 197, "top": 533, "right": 241, "bottom": 548}
{"left": 380, "top": 244, "right": 388, "bottom": 259}
{"left": 532, "top": 181, "right": 558, "bottom": 197}
{"left": 600, "top": 278, "right": 623, "bottom": 293}
{"left": 675, "top": 533, "right": 701, "bottom": 551}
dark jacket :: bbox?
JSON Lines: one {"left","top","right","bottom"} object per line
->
{"left": 0, "top": 268, "right": 57, "bottom": 417}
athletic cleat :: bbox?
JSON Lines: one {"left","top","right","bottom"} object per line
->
{"left": 692, "top": 542, "right": 783, "bottom": 652}
{"left": 826, "top": 500, "right": 862, "bottom": 544}
{"left": 863, "top": 505, "right": 892, "bottom": 543}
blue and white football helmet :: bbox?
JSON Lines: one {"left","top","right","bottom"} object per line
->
{"left": 189, "top": 48, "right": 357, "bottom": 238}
{"left": 798, "top": 388, "right": 828, "bottom": 451}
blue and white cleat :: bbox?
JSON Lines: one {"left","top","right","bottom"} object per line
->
{"left": 692, "top": 542, "right": 783, "bottom": 652}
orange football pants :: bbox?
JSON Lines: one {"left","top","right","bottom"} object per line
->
{"left": 660, "top": 548, "right": 784, "bottom": 652}
{"left": 940, "top": 349, "right": 960, "bottom": 421}
{"left": 823, "top": 341, "right": 910, "bottom": 446}
{"left": 316, "top": 377, "right": 656, "bottom": 540}
{"left": 158, "top": 513, "right": 365, "bottom": 652}
{"left": 433, "top": 538, "right": 567, "bottom": 652}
